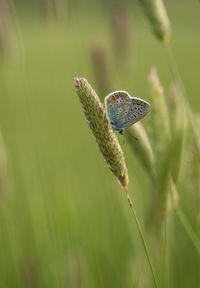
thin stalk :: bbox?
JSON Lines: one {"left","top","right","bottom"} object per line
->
{"left": 175, "top": 206, "right": 200, "bottom": 256}
{"left": 164, "top": 44, "right": 186, "bottom": 97}
{"left": 163, "top": 220, "right": 170, "bottom": 288}
{"left": 125, "top": 190, "right": 159, "bottom": 288}
{"left": 164, "top": 44, "right": 200, "bottom": 256}
{"left": 164, "top": 44, "right": 199, "bottom": 147}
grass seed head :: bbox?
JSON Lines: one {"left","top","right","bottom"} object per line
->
{"left": 74, "top": 77, "right": 129, "bottom": 190}
{"left": 91, "top": 42, "right": 112, "bottom": 98}
{"left": 111, "top": 4, "right": 130, "bottom": 61}
{"left": 138, "top": 0, "right": 171, "bottom": 43}
{"left": 148, "top": 67, "right": 170, "bottom": 148}
{"left": 126, "top": 123, "right": 155, "bottom": 183}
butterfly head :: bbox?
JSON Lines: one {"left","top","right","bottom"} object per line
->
{"left": 118, "top": 129, "right": 124, "bottom": 135}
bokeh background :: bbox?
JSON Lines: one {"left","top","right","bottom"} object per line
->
{"left": 0, "top": 0, "right": 200, "bottom": 287}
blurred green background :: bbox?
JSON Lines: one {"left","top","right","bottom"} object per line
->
{"left": 0, "top": 0, "right": 200, "bottom": 287}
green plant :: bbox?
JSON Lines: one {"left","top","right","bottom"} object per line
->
{"left": 75, "top": 77, "right": 159, "bottom": 288}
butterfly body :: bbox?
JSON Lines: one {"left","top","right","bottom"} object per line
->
{"left": 105, "top": 90, "right": 150, "bottom": 134}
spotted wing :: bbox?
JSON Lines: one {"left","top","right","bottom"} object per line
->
{"left": 119, "top": 97, "right": 150, "bottom": 129}
{"left": 105, "top": 91, "right": 132, "bottom": 130}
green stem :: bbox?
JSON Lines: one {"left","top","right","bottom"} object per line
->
{"left": 164, "top": 44, "right": 200, "bottom": 256}
{"left": 163, "top": 220, "right": 170, "bottom": 288}
{"left": 165, "top": 44, "right": 199, "bottom": 148}
{"left": 126, "top": 192, "right": 159, "bottom": 288}
{"left": 175, "top": 206, "right": 200, "bottom": 256}
{"left": 164, "top": 44, "right": 186, "bottom": 96}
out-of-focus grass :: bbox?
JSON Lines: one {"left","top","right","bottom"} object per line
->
{"left": 0, "top": 1, "right": 200, "bottom": 287}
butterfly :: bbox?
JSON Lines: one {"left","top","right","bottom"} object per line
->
{"left": 105, "top": 90, "right": 150, "bottom": 135}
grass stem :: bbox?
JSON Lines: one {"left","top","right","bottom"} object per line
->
{"left": 164, "top": 44, "right": 200, "bottom": 256}
{"left": 163, "top": 220, "right": 170, "bottom": 288}
{"left": 125, "top": 192, "right": 159, "bottom": 288}
{"left": 175, "top": 207, "right": 200, "bottom": 256}
{"left": 165, "top": 44, "right": 199, "bottom": 147}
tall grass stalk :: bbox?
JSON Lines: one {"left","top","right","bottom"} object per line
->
{"left": 75, "top": 77, "right": 128, "bottom": 190}
{"left": 170, "top": 163, "right": 200, "bottom": 257}
{"left": 164, "top": 45, "right": 200, "bottom": 254}
{"left": 175, "top": 206, "right": 200, "bottom": 256}
{"left": 90, "top": 42, "right": 112, "bottom": 98}
{"left": 165, "top": 44, "right": 200, "bottom": 150}
{"left": 163, "top": 220, "right": 170, "bottom": 288}
{"left": 129, "top": 198, "right": 159, "bottom": 288}
{"left": 137, "top": 0, "right": 171, "bottom": 43}
{"left": 126, "top": 123, "right": 155, "bottom": 183}
{"left": 75, "top": 78, "right": 159, "bottom": 288}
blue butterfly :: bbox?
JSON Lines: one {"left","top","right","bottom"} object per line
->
{"left": 105, "top": 90, "right": 150, "bottom": 135}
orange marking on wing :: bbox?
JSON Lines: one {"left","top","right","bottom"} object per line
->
{"left": 112, "top": 96, "right": 115, "bottom": 100}
{"left": 107, "top": 99, "right": 111, "bottom": 103}
{"left": 116, "top": 94, "right": 120, "bottom": 98}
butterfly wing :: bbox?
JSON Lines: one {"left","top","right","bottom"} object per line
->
{"left": 119, "top": 97, "right": 150, "bottom": 129}
{"left": 105, "top": 91, "right": 150, "bottom": 131}
{"left": 105, "top": 91, "right": 132, "bottom": 131}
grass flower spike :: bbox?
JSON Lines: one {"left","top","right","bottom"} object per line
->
{"left": 149, "top": 67, "right": 170, "bottom": 146}
{"left": 74, "top": 77, "right": 128, "bottom": 190}
{"left": 138, "top": 0, "right": 171, "bottom": 43}
{"left": 126, "top": 123, "right": 155, "bottom": 183}
{"left": 75, "top": 78, "right": 159, "bottom": 288}
{"left": 91, "top": 42, "right": 112, "bottom": 97}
